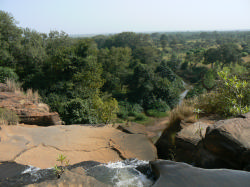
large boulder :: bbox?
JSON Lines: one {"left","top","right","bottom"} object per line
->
{"left": 204, "top": 112, "right": 250, "bottom": 170}
{"left": 0, "top": 91, "right": 62, "bottom": 126}
{"left": 150, "top": 160, "right": 250, "bottom": 187}
{"left": 0, "top": 124, "right": 157, "bottom": 168}
{"left": 175, "top": 122, "right": 209, "bottom": 163}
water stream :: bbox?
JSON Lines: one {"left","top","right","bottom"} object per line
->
{"left": 179, "top": 80, "right": 192, "bottom": 104}
{"left": 7, "top": 159, "right": 154, "bottom": 186}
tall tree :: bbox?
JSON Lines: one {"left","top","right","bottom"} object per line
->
{"left": 0, "top": 11, "right": 22, "bottom": 67}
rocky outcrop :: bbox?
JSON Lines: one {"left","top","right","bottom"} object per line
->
{"left": 175, "top": 122, "right": 209, "bottom": 163}
{"left": 0, "top": 91, "right": 62, "bottom": 126}
{"left": 155, "top": 112, "right": 250, "bottom": 170}
{"left": 0, "top": 124, "right": 157, "bottom": 169}
{"left": 150, "top": 160, "right": 250, "bottom": 187}
{"left": 204, "top": 112, "right": 250, "bottom": 170}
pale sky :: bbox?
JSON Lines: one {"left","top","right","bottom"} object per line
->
{"left": 1, "top": 0, "right": 250, "bottom": 35}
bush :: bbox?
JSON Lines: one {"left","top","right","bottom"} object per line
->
{"left": 146, "top": 97, "right": 171, "bottom": 112}
{"left": 117, "top": 101, "right": 143, "bottom": 120}
{"left": 242, "top": 52, "right": 248, "bottom": 57}
{"left": 0, "top": 67, "right": 18, "bottom": 83}
{"left": 146, "top": 109, "right": 169, "bottom": 118}
{"left": 0, "top": 108, "right": 20, "bottom": 125}
{"left": 134, "top": 113, "right": 148, "bottom": 121}
{"left": 217, "top": 71, "right": 249, "bottom": 116}
{"left": 63, "top": 98, "right": 99, "bottom": 124}
{"left": 186, "top": 84, "right": 206, "bottom": 99}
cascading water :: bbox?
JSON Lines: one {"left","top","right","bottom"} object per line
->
{"left": 87, "top": 159, "right": 154, "bottom": 187}
{"left": 4, "top": 159, "right": 155, "bottom": 186}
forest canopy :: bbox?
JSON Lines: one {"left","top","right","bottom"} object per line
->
{"left": 0, "top": 11, "right": 249, "bottom": 124}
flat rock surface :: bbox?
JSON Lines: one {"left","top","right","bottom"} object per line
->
{"left": 0, "top": 124, "right": 157, "bottom": 168}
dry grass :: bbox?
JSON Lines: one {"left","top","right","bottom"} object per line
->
{"left": 5, "top": 79, "right": 22, "bottom": 93}
{"left": 0, "top": 108, "right": 20, "bottom": 125}
{"left": 167, "top": 101, "right": 195, "bottom": 132}
{"left": 242, "top": 55, "right": 250, "bottom": 63}
{"left": 5, "top": 79, "right": 42, "bottom": 104}
{"left": 26, "top": 89, "right": 41, "bottom": 104}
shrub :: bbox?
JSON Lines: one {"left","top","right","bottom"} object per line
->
{"left": 146, "top": 109, "right": 169, "bottom": 118}
{"left": 0, "top": 108, "right": 20, "bottom": 125}
{"left": 242, "top": 52, "right": 248, "bottom": 57}
{"left": 63, "top": 98, "right": 99, "bottom": 124}
{"left": 134, "top": 113, "right": 148, "bottom": 121}
{"left": 217, "top": 71, "right": 249, "bottom": 116}
{"left": 0, "top": 67, "right": 18, "bottom": 83}
{"left": 117, "top": 101, "right": 143, "bottom": 120}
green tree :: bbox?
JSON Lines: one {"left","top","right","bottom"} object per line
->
{"left": 160, "top": 34, "right": 168, "bottom": 49}
{"left": 220, "top": 43, "right": 241, "bottom": 68}
{"left": 204, "top": 48, "right": 221, "bottom": 69}
{"left": 0, "top": 11, "right": 22, "bottom": 67}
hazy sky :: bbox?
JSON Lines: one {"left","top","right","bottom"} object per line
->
{"left": 1, "top": 0, "right": 250, "bottom": 35}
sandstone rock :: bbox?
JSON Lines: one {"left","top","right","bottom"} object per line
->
{"left": 0, "top": 125, "right": 157, "bottom": 168}
{"left": 0, "top": 92, "right": 62, "bottom": 126}
{"left": 175, "top": 122, "right": 209, "bottom": 163}
{"left": 150, "top": 160, "right": 250, "bottom": 187}
{"left": 116, "top": 122, "right": 147, "bottom": 135}
{"left": 204, "top": 112, "right": 250, "bottom": 170}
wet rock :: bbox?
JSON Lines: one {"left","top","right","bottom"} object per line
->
{"left": 150, "top": 160, "right": 250, "bottom": 187}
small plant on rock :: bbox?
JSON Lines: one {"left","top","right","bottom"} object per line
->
{"left": 53, "top": 154, "right": 69, "bottom": 178}
{"left": 194, "top": 108, "right": 204, "bottom": 141}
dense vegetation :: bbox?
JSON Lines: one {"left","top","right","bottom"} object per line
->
{"left": 0, "top": 11, "right": 249, "bottom": 124}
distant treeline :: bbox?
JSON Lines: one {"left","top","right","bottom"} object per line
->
{"left": 0, "top": 10, "right": 249, "bottom": 124}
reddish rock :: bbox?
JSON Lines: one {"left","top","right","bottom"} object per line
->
{"left": 0, "top": 91, "right": 62, "bottom": 126}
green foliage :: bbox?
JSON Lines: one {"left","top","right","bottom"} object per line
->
{"left": 64, "top": 98, "right": 99, "bottom": 124}
{"left": 134, "top": 113, "right": 148, "bottom": 121}
{"left": 186, "top": 84, "right": 206, "bottom": 99}
{"left": 0, "top": 67, "right": 18, "bottom": 83}
{"left": 146, "top": 109, "right": 169, "bottom": 118}
{"left": 202, "top": 69, "right": 216, "bottom": 90}
{"left": 0, "top": 11, "right": 22, "bottom": 67}
{"left": 2, "top": 11, "right": 250, "bottom": 125}
{"left": 241, "top": 52, "right": 248, "bottom": 57}
{"left": 117, "top": 101, "right": 143, "bottom": 120}
{"left": 217, "top": 71, "right": 249, "bottom": 116}
{"left": 146, "top": 97, "right": 171, "bottom": 112}
{"left": 93, "top": 96, "right": 119, "bottom": 124}
{"left": 0, "top": 108, "right": 20, "bottom": 125}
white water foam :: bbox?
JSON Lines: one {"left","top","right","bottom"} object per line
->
{"left": 106, "top": 160, "right": 149, "bottom": 169}
{"left": 105, "top": 160, "right": 153, "bottom": 187}
{"left": 21, "top": 165, "right": 41, "bottom": 174}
